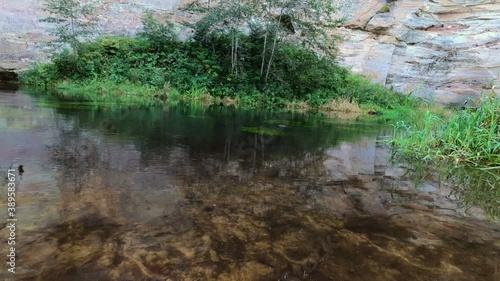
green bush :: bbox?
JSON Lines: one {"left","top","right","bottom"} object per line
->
{"left": 138, "top": 12, "right": 178, "bottom": 51}
{"left": 20, "top": 13, "right": 411, "bottom": 112}
{"left": 18, "top": 63, "right": 58, "bottom": 86}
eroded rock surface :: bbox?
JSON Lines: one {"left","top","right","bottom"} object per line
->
{"left": 0, "top": 0, "right": 196, "bottom": 70}
{"left": 337, "top": 0, "right": 500, "bottom": 104}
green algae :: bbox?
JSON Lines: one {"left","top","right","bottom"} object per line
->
{"left": 240, "top": 126, "right": 289, "bottom": 136}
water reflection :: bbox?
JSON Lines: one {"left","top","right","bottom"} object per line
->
{"left": 400, "top": 159, "right": 500, "bottom": 220}
{"left": 0, "top": 90, "right": 499, "bottom": 281}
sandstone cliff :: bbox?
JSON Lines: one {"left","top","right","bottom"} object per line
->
{"left": 1, "top": 0, "right": 499, "bottom": 104}
{"left": 337, "top": 0, "right": 500, "bottom": 104}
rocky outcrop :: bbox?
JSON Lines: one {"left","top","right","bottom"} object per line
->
{"left": 0, "top": 0, "right": 190, "bottom": 70}
{"left": 337, "top": 0, "right": 500, "bottom": 104}
{"left": 1, "top": 0, "right": 499, "bottom": 104}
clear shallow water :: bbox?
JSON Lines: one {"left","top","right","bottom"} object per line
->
{"left": 0, "top": 89, "right": 499, "bottom": 281}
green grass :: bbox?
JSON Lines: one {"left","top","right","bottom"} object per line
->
{"left": 23, "top": 75, "right": 422, "bottom": 120}
{"left": 388, "top": 92, "right": 499, "bottom": 220}
{"left": 389, "top": 92, "right": 499, "bottom": 167}
{"left": 54, "top": 79, "right": 159, "bottom": 104}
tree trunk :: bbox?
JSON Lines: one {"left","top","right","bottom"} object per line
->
{"left": 264, "top": 3, "right": 286, "bottom": 84}
{"left": 235, "top": 33, "right": 239, "bottom": 76}
{"left": 264, "top": 23, "right": 280, "bottom": 84}
{"left": 260, "top": 30, "right": 268, "bottom": 77}
{"left": 231, "top": 32, "right": 235, "bottom": 74}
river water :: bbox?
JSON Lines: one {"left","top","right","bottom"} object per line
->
{"left": 0, "top": 89, "right": 499, "bottom": 281}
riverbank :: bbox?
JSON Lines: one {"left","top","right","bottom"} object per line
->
{"left": 18, "top": 10, "right": 423, "bottom": 119}
{"left": 19, "top": 51, "right": 425, "bottom": 123}
{"left": 33, "top": 76, "right": 420, "bottom": 118}
{"left": 19, "top": 8, "right": 435, "bottom": 121}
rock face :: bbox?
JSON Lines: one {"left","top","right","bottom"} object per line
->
{"left": 337, "top": 0, "right": 500, "bottom": 104}
{"left": 0, "top": 0, "right": 192, "bottom": 70}
{"left": 1, "top": 0, "right": 499, "bottom": 104}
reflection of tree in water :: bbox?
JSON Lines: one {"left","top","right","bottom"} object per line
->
{"left": 49, "top": 117, "right": 101, "bottom": 193}
{"left": 47, "top": 110, "right": 144, "bottom": 194}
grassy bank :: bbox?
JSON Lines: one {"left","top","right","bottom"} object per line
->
{"left": 389, "top": 93, "right": 499, "bottom": 167}
{"left": 19, "top": 11, "right": 419, "bottom": 118}
{"left": 32, "top": 74, "right": 415, "bottom": 116}
{"left": 388, "top": 92, "right": 499, "bottom": 219}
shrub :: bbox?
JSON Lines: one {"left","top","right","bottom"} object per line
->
{"left": 377, "top": 5, "right": 391, "bottom": 14}
{"left": 138, "top": 12, "right": 178, "bottom": 51}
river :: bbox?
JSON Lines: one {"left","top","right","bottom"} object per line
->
{"left": 0, "top": 88, "right": 499, "bottom": 281}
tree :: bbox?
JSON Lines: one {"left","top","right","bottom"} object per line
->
{"left": 183, "top": 0, "right": 343, "bottom": 84}
{"left": 138, "top": 12, "right": 178, "bottom": 52}
{"left": 40, "top": 0, "right": 98, "bottom": 55}
{"left": 185, "top": 0, "right": 252, "bottom": 77}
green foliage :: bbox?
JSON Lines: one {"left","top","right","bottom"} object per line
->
{"left": 18, "top": 63, "right": 58, "bottom": 87}
{"left": 20, "top": 30, "right": 410, "bottom": 111}
{"left": 54, "top": 79, "right": 160, "bottom": 104}
{"left": 40, "top": 0, "right": 98, "bottom": 52}
{"left": 343, "top": 74, "right": 406, "bottom": 108}
{"left": 272, "top": 45, "right": 347, "bottom": 100}
{"left": 23, "top": 6, "right": 413, "bottom": 114}
{"left": 389, "top": 92, "right": 499, "bottom": 167}
{"left": 138, "top": 12, "right": 178, "bottom": 51}
{"left": 377, "top": 5, "right": 391, "bottom": 14}
{"left": 387, "top": 92, "right": 499, "bottom": 220}
{"left": 185, "top": 0, "right": 343, "bottom": 83}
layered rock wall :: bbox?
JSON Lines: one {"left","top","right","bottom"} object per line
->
{"left": 337, "top": 0, "right": 500, "bottom": 103}
{"left": 0, "top": 0, "right": 189, "bottom": 70}
{"left": 1, "top": 0, "right": 499, "bottom": 104}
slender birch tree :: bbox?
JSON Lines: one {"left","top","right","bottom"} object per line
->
{"left": 40, "top": 0, "right": 98, "bottom": 55}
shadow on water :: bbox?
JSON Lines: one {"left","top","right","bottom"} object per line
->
{"left": 0, "top": 89, "right": 499, "bottom": 281}
{"left": 0, "top": 70, "right": 19, "bottom": 91}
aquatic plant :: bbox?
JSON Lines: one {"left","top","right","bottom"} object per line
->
{"left": 240, "top": 126, "right": 288, "bottom": 136}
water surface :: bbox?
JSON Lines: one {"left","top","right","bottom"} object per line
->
{"left": 0, "top": 89, "right": 499, "bottom": 281}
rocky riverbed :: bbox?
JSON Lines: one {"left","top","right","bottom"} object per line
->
{"left": 1, "top": 129, "right": 498, "bottom": 280}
